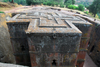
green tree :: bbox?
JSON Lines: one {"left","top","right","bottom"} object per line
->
{"left": 3, "top": 0, "right": 14, "bottom": 3}
{"left": 3, "top": 0, "right": 10, "bottom": 2}
{"left": 11, "top": 0, "right": 14, "bottom": 3}
{"left": 68, "top": 5, "right": 78, "bottom": 9}
{"left": 88, "top": 0, "right": 100, "bottom": 17}
{"left": 65, "top": 0, "right": 72, "bottom": 7}
{"left": 26, "top": 0, "right": 63, "bottom": 6}
{"left": 78, "top": 4, "right": 85, "bottom": 11}
{"left": 26, "top": 0, "right": 32, "bottom": 5}
{"left": 64, "top": 0, "right": 75, "bottom": 7}
{"left": 72, "top": 0, "right": 75, "bottom": 4}
{"left": 26, "top": 0, "right": 42, "bottom": 5}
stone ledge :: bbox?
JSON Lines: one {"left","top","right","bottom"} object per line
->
{"left": 0, "top": 62, "right": 28, "bottom": 67}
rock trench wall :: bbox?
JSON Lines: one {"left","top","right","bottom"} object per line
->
{"left": 0, "top": 14, "right": 15, "bottom": 63}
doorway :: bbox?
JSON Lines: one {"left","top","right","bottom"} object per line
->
{"left": 52, "top": 59, "right": 57, "bottom": 66}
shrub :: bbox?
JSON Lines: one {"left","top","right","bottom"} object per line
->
{"left": 60, "top": 4, "right": 64, "bottom": 8}
{"left": 59, "top": 3, "right": 63, "bottom": 7}
{"left": 51, "top": 2, "right": 55, "bottom": 6}
{"left": 68, "top": 5, "right": 78, "bottom": 10}
{"left": 0, "top": 11, "right": 5, "bottom": 13}
{"left": 75, "top": 6, "right": 79, "bottom": 10}
{"left": 78, "top": 4, "right": 85, "bottom": 11}
{"left": 54, "top": 2, "right": 59, "bottom": 6}
{"left": 97, "top": 13, "right": 100, "bottom": 19}
{"left": 43, "top": 2, "right": 47, "bottom": 5}
{"left": 47, "top": 1, "right": 52, "bottom": 6}
{"left": 68, "top": 5, "right": 73, "bottom": 9}
{"left": 65, "top": 3, "right": 71, "bottom": 7}
{"left": 84, "top": 11, "right": 89, "bottom": 14}
{"left": 3, "top": 0, "right": 9, "bottom": 2}
{"left": 26, "top": 0, "right": 32, "bottom": 5}
{"left": 51, "top": 2, "right": 59, "bottom": 6}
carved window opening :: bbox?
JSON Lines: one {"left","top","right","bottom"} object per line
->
{"left": 21, "top": 45, "right": 25, "bottom": 51}
{"left": 97, "top": 60, "right": 100, "bottom": 64}
{"left": 52, "top": 59, "right": 57, "bottom": 66}
{"left": 90, "top": 45, "right": 95, "bottom": 52}
{"left": 97, "top": 50, "right": 99, "bottom": 53}
{"left": 88, "top": 41, "right": 90, "bottom": 47}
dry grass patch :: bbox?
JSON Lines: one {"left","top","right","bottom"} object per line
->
{"left": 0, "top": 2, "right": 22, "bottom": 11}
{"left": 0, "top": 2, "right": 11, "bottom": 8}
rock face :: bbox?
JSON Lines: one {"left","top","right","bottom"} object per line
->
{"left": 0, "top": 14, "right": 15, "bottom": 63}
{"left": 87, "top": 19, "right": 100, "bottom": 67}
{"left": 0, "top": 62, "right": 28, "bottom": 67}
{"left": 6, "top": 7, "right": 92, "bottom": 67}
{"left": 7, "top": 22, "right": 31, "bottom": 66}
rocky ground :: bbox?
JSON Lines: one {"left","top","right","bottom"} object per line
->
{"left": 0, "top": 62, "right": 28, "bottom": 67}
{"left": 83, "top": 53, "right": 97, "bottom": 67}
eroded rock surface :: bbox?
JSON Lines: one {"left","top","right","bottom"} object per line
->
{"left": 0, "top": 14, "right": 15, "bottom": 63}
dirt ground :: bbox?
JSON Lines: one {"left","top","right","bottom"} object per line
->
{"left": 83, "top": 53, "right": 97, "bottom": 67}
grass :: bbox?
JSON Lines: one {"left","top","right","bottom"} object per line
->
{"left": 0, "top": 7, "right": 12, "bottom": 11}
{"left": 87, "top": 13, "right": 100, "bottom": 21}
{"left": 0, "top": 11, "right": 4, "bottom": 13}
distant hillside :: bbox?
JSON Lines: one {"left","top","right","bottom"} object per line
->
{"left": 75, "top": 0, "right": 94, "bottom": 6}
